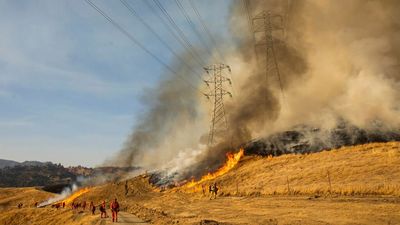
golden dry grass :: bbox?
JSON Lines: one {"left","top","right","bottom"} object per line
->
{"left": 0, "top": 208, "right": 101, "bottom": 225}
{"left": 0, "top": 188, "right": 103, "bottom": 225}
{"left": 76, "top": 142, "right": 400, "bottom": 224}
{"left": 0, "top": 187, "right": 54, "bottom": 210}
{"left": 1, "top": 142, "right": 399, "bottom": 224}
{"left": 185, "top": 142, "right": 400, "bottom": 197}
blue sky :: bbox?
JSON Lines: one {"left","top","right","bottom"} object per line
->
{"left": 0, "top": 0, "right": 234, "bottom": 167}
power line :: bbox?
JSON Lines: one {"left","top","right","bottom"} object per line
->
{"left": 84, "top": 0, "right": 202, "bottom": 94}
{"left": 175, "top": 0, "right": 237, "bottom": 101}
{"left": 187, "top": 0, "right": 238, "bottom": 98}
{"left": 188, "top": 0, "right": 226, "bottom": 63}
{"left": 142, "top": 0, "right": 207, "bottom": 70}
{"left": 119, "top": 0, "right": 203, "bottom": 81}
{"left": 152, "top": 0, "right": 208, "bottom": 66}
{"left": 242, "top": 0, "right": 253, "bottom": 32}
{"left": 174, "top": 0, "right": 214, "bottom": 58}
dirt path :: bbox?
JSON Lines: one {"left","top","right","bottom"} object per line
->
{"left": 104, "top": 212, "right": 149, "bottom": 225}
{"left": 140, "top": 194, "right": 400, "bottom": 224}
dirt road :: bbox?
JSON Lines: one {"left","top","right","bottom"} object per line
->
{"left": 139, "top": 194, "right": 400, "bottom": 224}
{"left": 104, "top": 212, "right": 149, "bottom": 225}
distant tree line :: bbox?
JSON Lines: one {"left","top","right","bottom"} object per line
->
{"left": 0, "top": 163, "right": 76, "bottom": 187}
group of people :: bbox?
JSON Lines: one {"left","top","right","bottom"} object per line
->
{"left": 51, "top": 202, "right": 65, "bottom": 209}
{"left": 97, "top": 199, "right": 120, "bottom": 223}
{"left": 71, "top": 201, "right": 86, "bottom": 210}
{"left": 39, "top": 198, "right": 120, "bottom": 223}
{"left": 84, "top": 199, "right": 120, "bottom": 223}
{"left": 18, "top": 202, "right": 39, "bottom": 208}
{"left": 18, "top": 197, "right": 120, "bottom": 222}
{"left": 201, "top": 183, "right": 220, "bottom": 199}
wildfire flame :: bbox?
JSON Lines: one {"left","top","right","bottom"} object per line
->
{"left": 184, "top": 148, "right": 244, "bottom": 188}
{"left": 60, "top": 187, "right": 91, "bottom": 205}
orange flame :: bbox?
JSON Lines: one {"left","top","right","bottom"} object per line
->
{"left": 60, "top": 187, "right": 91, "bottom": 205}
{"left": 184, "top": 148, "right": 244, "bottom": 189}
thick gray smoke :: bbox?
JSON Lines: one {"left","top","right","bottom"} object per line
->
{"left": 225, "top": 0, "right": 400, "bottom": 137}
{"left": 106, "top": 53, "right": 210, "bottom": 173}
{"left": 111, "top": 0, "right": 400, "bottom": 183}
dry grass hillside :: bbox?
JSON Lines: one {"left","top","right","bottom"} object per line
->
{"left": 183, "top": 142, "right": 400, "bottom": 197}
{"left": 0, "top": 188, "right": 113, "bottom": 225}
{"left": 73, "top": 142, "right": 400, "bottom": 224}
{"left": 0, "top": 187, "right": 54, "bottom": 210}
{"left": 0, "top": 188, "right": 99, "bottom": 225}
{"left": 1, "top": 142, "right": 399, "bottom": 224}
{"left": 0, "top": 208, "right": 101, "bottom": 225}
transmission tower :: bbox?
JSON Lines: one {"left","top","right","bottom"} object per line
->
{"left": 203, "top": 64, "right": 232, "bottom": 146}
{"left": 252, "top": 11, "right": 285, "bottom": 99}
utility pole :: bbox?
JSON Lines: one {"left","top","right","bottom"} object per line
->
{"left": 203, "top": 63, "right": 232, "bottom": 146}
{"left": 252, "top": 11, "right": 285, "bottom": 103}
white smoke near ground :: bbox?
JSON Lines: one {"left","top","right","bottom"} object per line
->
{"left": 161, "top": 145, "right": 206, "bottom": 178}
{"left": 38, "top": 184, "right": 78, "bottom": 207}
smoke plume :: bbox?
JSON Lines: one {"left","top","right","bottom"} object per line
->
{"left": 107, "top": 53, "right": 210, "bottom": 173}
{"left": 226, "top": 0, "right": 400, "bottom": 136}
{"left": 38, "top": 184, "right": 78, "bottom": 207}
{"left": 111, "top": 0, "right": 400, "bottom": 182}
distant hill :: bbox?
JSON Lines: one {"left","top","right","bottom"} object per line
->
{"left": 0, "top": 159, "right": 79, "bottom": 188}
{"left": 0, "top": 159, "right": 52, "bottom": 169}
{"left": 0, "top": 159, "right": 19, "bottom": 169}
{"left": 0, "top": 159, "right": 141, "bottom": 189}
{"left": 20, "top": 161, "right": 53, "bottom": 167}
{"left": 0, "top": 163, "right": 76, "bottom": 188}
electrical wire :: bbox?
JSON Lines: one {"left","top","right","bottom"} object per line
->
{"left": 152, "top": 0, "right": 208, "bottom": 66}
{"left": 119, "top": 0, "right": 203, "bottom": 81}
{"left": 84, "top": 0, "right": 203, "bottom": 94}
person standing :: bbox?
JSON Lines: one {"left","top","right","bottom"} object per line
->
{"left": 100, "top": 200, "right": 107, "bottom": 218}
{"left": 90, "top": 201, "right": 96, "bottom": 215}
{"left": 209, "top": 182, "right": 219, "bottom": 200}
{"left": 110, "top": 198, "right": 120, "bottom": 223}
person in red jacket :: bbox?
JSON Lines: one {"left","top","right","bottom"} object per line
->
{"left": 110, "top": 198, "right": 120, "bottom": 223}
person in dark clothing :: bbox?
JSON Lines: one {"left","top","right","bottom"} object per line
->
{"left": 90, "top": 201, "right": 96, "bottom": 215}
{"left": 209, "top": 182, "right": 219, "bottom": 200}
{"left": 100, "top": 200, "right": 108, "bottom": 218}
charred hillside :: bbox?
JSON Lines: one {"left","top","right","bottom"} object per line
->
{"left": 245, "top": 125, "right": 400, "bottom": 157}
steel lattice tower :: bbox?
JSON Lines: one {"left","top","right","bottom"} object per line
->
{"left": 203, "top": 64, "right": 232, "bottom": 146}
{"left": 252, "top": 11, "right": 285, "bottom": 99}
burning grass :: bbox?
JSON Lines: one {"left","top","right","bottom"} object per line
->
{"left": 2, "top": 142, "right": 399, "bottom": 225}
{"left": 37, "top": 186, "right": 92, "bottom": 208}
{"left": 209, "top": 142, "right": 400, "bottom": 197}
{"left": 182, "top": 148, "right": 244, "bottom": 190}
{"left": 60, "top": 187, "right": 91, "bottom": 205}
